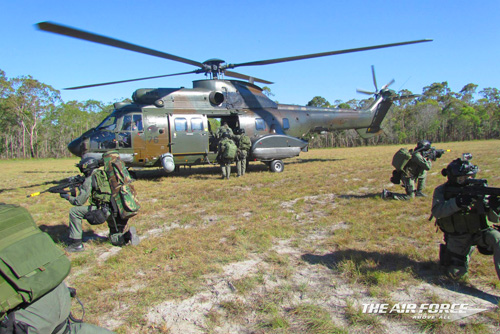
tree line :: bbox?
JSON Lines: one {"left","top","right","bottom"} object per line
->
{"left": 0, "top": 68, "right": 498, "bottom": 159}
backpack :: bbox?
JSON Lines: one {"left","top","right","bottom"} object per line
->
{"left": 103, "top": 151, "right": 140, "bottom": 220}
{"left": 392, "top": 148, "right": 412, "bottom": 171}
{"left": 238, "top": 135, "right": 252, "bottom": 151}
{"left": 0, "top": 205, "right": 71, "bottom": 317}
{"left": 222, "top": 140, "right": 237, "bottom": 160}
{"left": 90, "top": 169, "right": 112, "bottom": 206}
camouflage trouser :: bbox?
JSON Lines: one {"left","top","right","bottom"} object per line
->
{"left": 236, "top": 150, "right": 248, "bottom": 176}
{"left": 443, "top": 228, "right": 500, "bottom": 279}
{"left": 417, "top": 171, "right": 427, "bottom": 192}
{"left": 15, "top": 282, "right": 114, "bottom": 333}
{"left": 69, "top": 205, "right": 129, "bottom": 245}
{"left": 220, "top": 159, "right": 233, "bottom": 179}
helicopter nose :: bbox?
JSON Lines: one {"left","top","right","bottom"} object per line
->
{"left": 67, "top": 137, "right": 83, "bottom": 157}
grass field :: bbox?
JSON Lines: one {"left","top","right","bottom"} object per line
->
{"left": 1, "top": 140, "right": 500, "bottom": 333}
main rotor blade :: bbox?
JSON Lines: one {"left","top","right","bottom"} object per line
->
{"left": 37, "top": 21, "right": 204, "bottom": 68}
{"left": 227, "top": 39, "right": 433, "bottom": 68}
{"left": 64, "top": 70, "right": 201, "bottom": 90}
{"left": 225, "top": 70, "right": 273, "bottom": 84}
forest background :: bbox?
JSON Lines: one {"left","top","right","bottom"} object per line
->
{"left": 0, "top": 68, "right": 499, "bottom": 159}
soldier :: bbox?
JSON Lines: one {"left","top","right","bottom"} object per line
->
{"left": 382, "top": 140, "right": 433, "bottom": 200}
{"left": 431, "top": 158, "right": 500, "bottom": 279}
{"left": 217, "top": 132, "right": 237, "bottom": 179}
{"left": 60, "top": 157, "right": 139, "bottom": 252}
{"left": 7, "top": 282, "right": 115, "bottom": 333}
{"left": 234, "top": 128, "right": 252, "bottom": 177}
{"left": 0, "top": 204, "right": 114, "bottom": 333}
{"left": 216, "top": 121, "right": 234, "bottom": 139}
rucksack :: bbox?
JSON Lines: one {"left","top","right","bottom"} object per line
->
{"left": 103, "top": 151, "right": 140, "bottom": 220}
{"left": 392, "top": 148, "right": 412, "bottom": 171}
{"left": 238, "top": 135, "right": 252, "bottom": 151}
{"left": 0, "top": 205, "right": 71, "bottom": 317}
{"left": 222, "top": 140, "right": 237, "bottom": 160}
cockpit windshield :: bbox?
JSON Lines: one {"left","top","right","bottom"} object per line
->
{"left": 96, "top": 115, "right": 117, "bottom": 131}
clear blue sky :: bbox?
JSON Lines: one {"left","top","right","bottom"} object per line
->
{"left": 1, "top": 0, "right": 499, "bottom": 106}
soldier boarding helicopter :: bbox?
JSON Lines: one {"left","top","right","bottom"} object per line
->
{"left": 37, "top": 22, "right": 431, "bottom": 173}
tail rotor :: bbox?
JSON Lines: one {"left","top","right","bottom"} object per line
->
{"left": 357, "top": 65, "right": 394, "bottom": 96}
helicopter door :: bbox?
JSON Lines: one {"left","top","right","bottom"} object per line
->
{"left": 169, "top": 115, "right": 209, "bottom": 156}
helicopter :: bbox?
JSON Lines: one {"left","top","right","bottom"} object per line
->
{"left": 37, "top": 22, "right": 431, "bottom": 173}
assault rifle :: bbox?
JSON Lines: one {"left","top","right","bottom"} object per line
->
{"left": 27, "top": 175, "right": 85, "bottom": 198}
{"left": 444, "top": 179, "right": 500, "bottom": 214}
{"left": 423, "top": 147, "right": 450, "bottom": 161}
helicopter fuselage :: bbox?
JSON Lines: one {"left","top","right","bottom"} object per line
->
{"left": 68, "top": 79, "right": 389, "bottom": 171}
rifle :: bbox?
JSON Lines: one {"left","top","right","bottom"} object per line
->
{"left": 423, "top": 147, "right": 450, "bottom": 161}
{"left": 27, "top": 175, "right": 85, "bottom": 198}
{"left": 444, "top": 179, "right": 500, "bottom": 214}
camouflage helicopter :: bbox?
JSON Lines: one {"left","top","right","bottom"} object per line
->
{"left": 37, "top": 22, "right": 431, "bottom": 173}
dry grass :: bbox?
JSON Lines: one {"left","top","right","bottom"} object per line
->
{"left": 1, "top": 140, "right": 500, "bottom": 333}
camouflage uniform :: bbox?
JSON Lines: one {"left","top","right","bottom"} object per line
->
{"left": 432, "top": 158, "right": 500, "bottom": 279}
{"left": 216, "top": 123, "right": 233, "bottom": 139}
{"left": 234, "top": 131, "right": 251, "bottom": 177}
{"left": 63, "top": 158, "right": 137, "bottom": 252}
{"left": 432, "top": 183, "right": 500, "bottom": 279}
{"left": 13, "top": 282, "right": 114, "bottom": 333}
{"left": 384, "top": 150, "right": 432, "bottom": 200}
{"left": 217, "top": 136, "right": 236, "bottom": 179}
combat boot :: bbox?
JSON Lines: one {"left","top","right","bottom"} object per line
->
{"left": 65, "top": 238, "right": 84, "bottom": 253}
{"left": 415, "top": 191, "right": 427, "bottom": 197}
{"left": 381, "top": 189, "right": 391, "bottom": 200}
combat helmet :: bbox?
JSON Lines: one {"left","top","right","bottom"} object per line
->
{"left": 441, "top": 158, "right": 478, "bottom": 185}
{"left": 77, "top": 157, "right": 99, "bottom": 176}
{"left": 415, "top": 140, "right": 431, "bottom": 152}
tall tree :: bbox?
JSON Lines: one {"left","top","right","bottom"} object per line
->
{"left": 4, "top": 76, "right": 60, "bottom": 157}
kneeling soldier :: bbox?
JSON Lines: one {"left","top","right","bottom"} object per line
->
{"left": 431, "top": 156, "right": 500, "bottom": 279}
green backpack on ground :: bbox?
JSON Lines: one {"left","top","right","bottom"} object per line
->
{"left": 0, "top": 204, "right": 71, "bottom": 317}
{"left": 103, "top": 151, "right": 140, "bottom": 220}
{"left": 222, "top": 140, "right": 237, "bottom": 160}
{"left": 392, "top": 148, "right": 412, "bottom": 171}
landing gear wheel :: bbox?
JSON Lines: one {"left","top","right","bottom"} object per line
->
{"left": 269, "top": 160, "right": 284, "bottom": 173}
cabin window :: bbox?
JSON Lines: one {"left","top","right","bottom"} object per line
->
{"left": 282, "top": 118, "right": 290, "bottom": 130}
{"left": 255, "top": 118, "right": 266, "bottom": 131}
{"left": 174, "top": 118, "right": 188, "bottom": 131}
{"left": 191, "top": 118, "right": 203, "bottom": 131}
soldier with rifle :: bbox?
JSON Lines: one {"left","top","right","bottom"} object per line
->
{"left": 57, "top": 157, "right": 139, "bottom": 252}
{"left": 383, "top": 140, "right": 440, "bottom": 200}
{"left": 431, "top": 154, "right": 500, "bottom": 279}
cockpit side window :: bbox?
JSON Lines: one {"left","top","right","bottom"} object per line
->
{"left": 133, "top": 115, "right": 143, "bottom": 131}
{"left": 96, "top": 116, "right": 117, "bottom": 131}
{"left": 121, "top": 114, "right": 143, "bottom": 132}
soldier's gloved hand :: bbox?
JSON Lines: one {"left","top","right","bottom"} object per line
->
{"left": 456, "top": 194, "right": 473, "bottom": 208}
{"left": 488, "top": 196, "right": 500, "bottom": 211}
{"left": 60, "top": 193, "right": 70, "bottom": 200}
